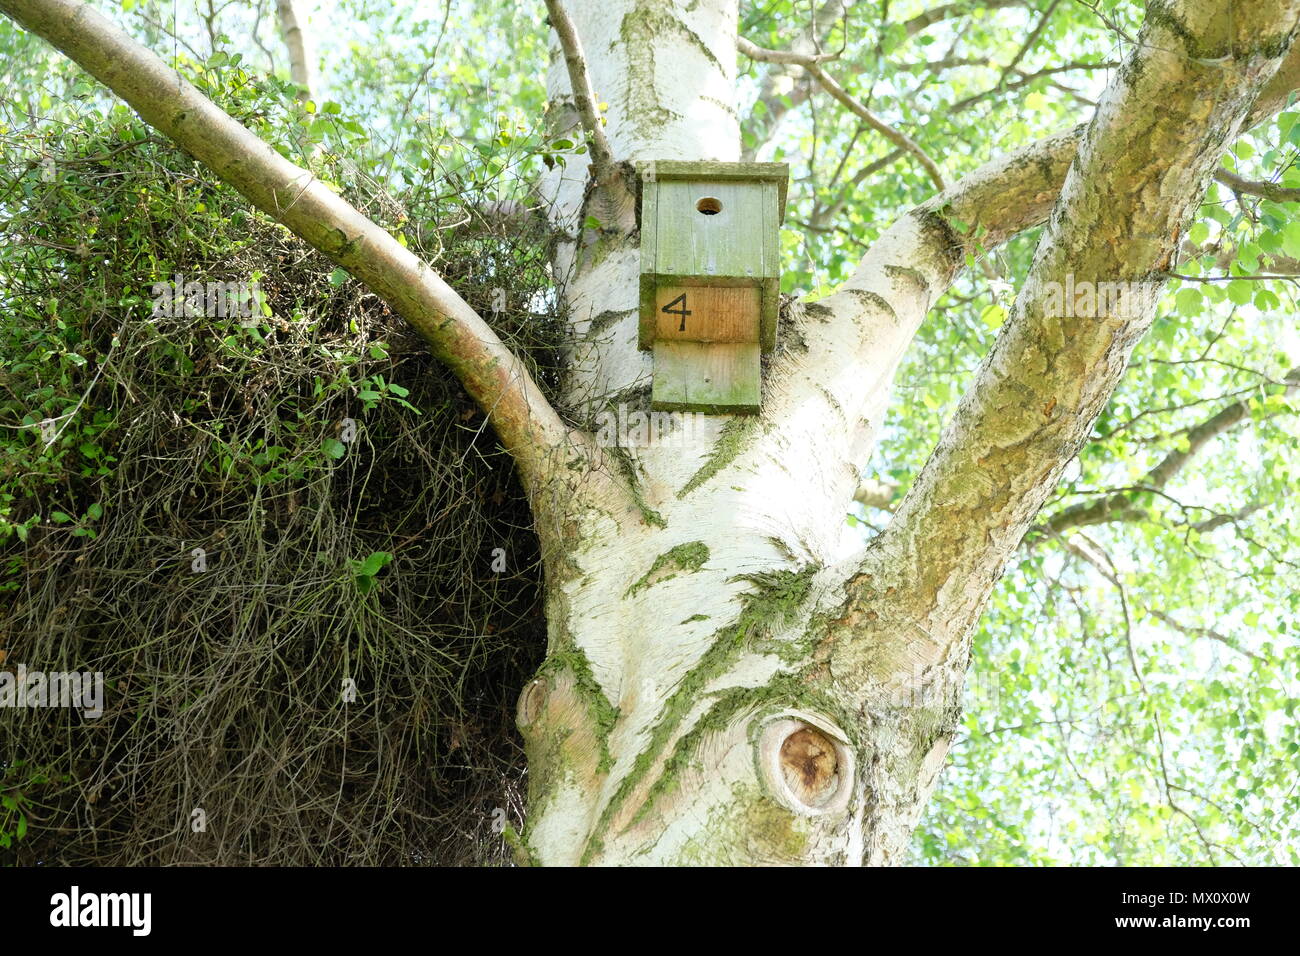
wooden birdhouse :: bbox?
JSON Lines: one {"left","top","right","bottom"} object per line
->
{"left": 638, "top": 161, "right": 788, "bottom": 413}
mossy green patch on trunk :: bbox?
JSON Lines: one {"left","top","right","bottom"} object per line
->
{"left": 678, "top": 416, "right": 758, "bottom": 498}
{"left": 607, "top": 444, "right": 667, "bottom": 528}
{"left": 539, "top": 641, "right": 620, "bottom": 773}
{"left": 624, "top": 540, "right": 710, "bottom": 598}
{"left": 580, "top": 564, "right": 820, "bottom": 861}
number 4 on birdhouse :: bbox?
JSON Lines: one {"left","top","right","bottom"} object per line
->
{"left": 663, "top": 293, "right": 690, "bottom": 333}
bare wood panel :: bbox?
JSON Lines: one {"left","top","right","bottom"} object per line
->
{"left": 653, "top": 285, "right": 761, "bottom": 344}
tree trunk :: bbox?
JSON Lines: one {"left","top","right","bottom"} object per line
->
{"left": 525, "top": 0, "right": 985, "bottom": 865}
{"left": 515, "top": 0, "right": 1300, "bottom": 865}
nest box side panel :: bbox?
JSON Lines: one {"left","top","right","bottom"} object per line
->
{"left": 760, "top": 180, "right": 780, "bottom": 351}
{"left": 638, "top": 180, "right": 660, "bottom": 350}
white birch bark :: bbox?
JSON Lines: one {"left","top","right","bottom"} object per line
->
{"left": 515, "top": 0, "right": 1300, "bottom": 866}
{"left": 275, "top": 0, "right": 317, "bottom": 102}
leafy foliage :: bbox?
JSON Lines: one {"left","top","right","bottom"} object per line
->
{"left": 0, "top": 65, "right": 562, "bottom": 864}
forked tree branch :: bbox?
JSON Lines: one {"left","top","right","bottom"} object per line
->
{"left": 857, "top": 32, "right": 1300, "bottom": 298}
{"left": 830, "top": 0, "right": 1300, "bottom": 683}
{"left": 857, "top": 366, "right": 1299, "bottom": 528}
{"left": 806, "top": 26, "right": 1300, "bottom": 400}
{"left": 1037, "top": 366, "right": 1300, "bottom": 536}
{"left": 1061, "top": 536, "right": 1264, "bottom": 661}
{"left": 741, "top": 0, "right": 845, "bottom": 161}
{"left": 0, "top": 0, "right": 576, "bottom": 496}
{"left": 738, "top": 36, "right": 947, "bottom": 190}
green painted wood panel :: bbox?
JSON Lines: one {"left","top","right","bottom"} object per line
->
{"left": 653, "top": 181, "right": 772, "bottom": 280}
{"left": 760, "top": 180, "right": 779, "bottom": 351}
{"left": 651, "top": 341, "right": 761, "bottom": 414}
{"left": 639, "top": 161, "right": 789, "bottom": 216}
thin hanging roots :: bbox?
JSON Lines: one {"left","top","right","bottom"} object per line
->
{"left": 0, "top": 112, "right": 566, "bottom": 865}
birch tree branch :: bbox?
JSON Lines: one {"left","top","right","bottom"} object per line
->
{"left": 855, "top": 30, "right": 1300, "bottom": 299}
{"left": 808, "top": 25, "right": 1300, "bottom": 370}
{"left": 0, "top": 0, "right": 576, "bottom": 495}
{"left": 1214, "top": 167, "right": 1300, "bottom": 201}
{"left": 1036, "top": 366, "right": 1300, "bottom": 535}
{"left": 741, "top": 0, "right": 844, "bottom": 161}
{"left": 1191, "top": 502, "right": 1267, "bottom": 531}
{"left": 903, "top": 0, "right": 1030, "bottom": 37}
{"left": 1062, "top": 536, "right": 1264, "bottom": 661}
{"left": 804, "top": 61, "right": 947, "bottom": 191}
{"left": 738, "top": 36, "right": 947, "bottom": 190}
{"left": 831, "top": 0, "right": 1300, "bottom": 683}
{"left": 865, "top": 360, "right": 1298, "bottom": 529}
{"left": 543, "top": 0, "right": 617, "bottom": 184}
{"left": 985, "top": 0, "right": 1065, "bottom": 99}
{"left": 853, "top": 477, "right": 900, "bottom": 510}
{"left": 739, "top": 44, "right": 838, "bottom": 66}
{"left": 274, "top": 0, "right": 316, "bottom": 102}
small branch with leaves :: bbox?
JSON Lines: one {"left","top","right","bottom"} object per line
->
{"left": 544, "top": 0, "right": 616, "bottom": 184}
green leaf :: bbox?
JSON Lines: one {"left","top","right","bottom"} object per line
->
{"left": 1254, "top": 289, "right": 1280, "bottom": 311}
{"left": 1174, "top": 287, "right": 1203, "bottom": 313}
{"left": 1281, "top": 222, "right": 1300, "bottom": 259}
{"left": 980, "top": 304, "right": 1007, "bottom": 329}
{"left": 322, "top": 438, "right": 346, "bottom": 459}
{"left": 1227, "top": 280, "right": 1253, "bottom": 305}
{"left": 1279, "top": 111, "right": 1300, "bottom": 141}
{"left": 355, "top": 551, "right": 394, "bottom": 578}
